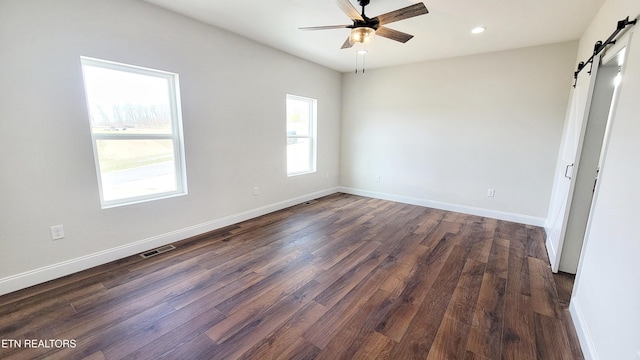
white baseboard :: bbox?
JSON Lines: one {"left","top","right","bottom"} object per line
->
{"left": 570, "top": 298, "right": 598, "bottom": 360}
{"left": 339, "top": 187, "right": 546, "bottom": 227}
{"left": 0, "top": 187, "right": 340, "bottom": 296}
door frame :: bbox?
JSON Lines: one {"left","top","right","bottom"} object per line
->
{"left": 547, "top": 32, "right": 631, "bottom": 273}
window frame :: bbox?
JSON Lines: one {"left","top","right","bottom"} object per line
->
{"left": 80, "top": 57, "right": 188, "bottom": 208}
{"left": 286, "top": 94, "right": 317, "bottom": 177}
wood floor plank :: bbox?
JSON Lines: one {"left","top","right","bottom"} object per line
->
{"left": 420, "top": 220, "right": 461, "bottom": 248}
{"left": 485, "top": 238, "right": 510, "bottom": 279}
{"left": 0, "top": 193, "right": 583, "bottom": 360}
{"left": 302, "top": 263, "right": 391, "bottom": 349}
{"left": 466, "top": 273, "right": 506, "bottom": 360}
{"left": 313, "top": 248, "right": 385, "bottom": 307}
{"left": 205, "top": 280, "right": 321, "bottom": 360}
{"left": 432, "top": 248, "right": 489, "bottom": 360}
{"left": 495, "top": 220, "right": 527, "bottom": 243}
{"left": 376, "top": 234, "right": 460, "bottom": 342}
{"left": 450, "top": 258, "right": 486, "bottom": 319}
{"left": 525, "top": 227, "right": 549, "bottom": 261}
{"left": 214, "top": 262, "right": 318, "bottom": 316}
{"left": 156, "top": 332, "right": 219, "bottom": 360}
{"left": 311, "top": 234, "right": 374, "bottom": 271}
{"left": 120, "top": 302, "right": 226, "bottom": 360}
{"left": 40, "top": 302, "right": 176, "bottom": 360}
{"left": 106, "top": 298, "right": 226, "bottom": 359}
{"left": 501, "top": 291, "right": 537, "bottom": 360}
{"left": 0, "top": 255, "right": 140, "bottom": 309}
{"left": 208, "top": 273, "right": 319, "bottom": 343}
{"left": 0, "top": 296, "right": 78, "bottom": 340}
{"left": 70, "top": 257, "right": 206, "bottom": 315}
{"left": 315, "top": 289, "right": 393, "bottom": 360}
{"left": 426, "top": 314, "right": 472, "bottom": 360}
{"left": 274, "top": 337, "right": 322, "bottom": 360}
{"left": 464, "top": 350, "right": 492, "bottom": 360}
{"left": 431, "top": 243, "right": 470, "bottom": 295}
{"left": 378, "top": 251, "right": 422, "bottom": 295}
{"left": 24, "top": 268, "right": 222, "bottom": 356}
{"left": 83, "top": 351, "right": 106, "bottom": 360}
{"left": 351, "top": 330, "right": 396, "bottom": 360}
{"left": 387, "top": 290, "right": 452, "bottom": 359}
{"left": 167, "top": 270, "right": 265, "bottom": 310}
{"left": 505, "top": 238, "right": 531, "bottom": 296}
{"left": 467, "top": 231, "right": 494, "bottom": 264}
{"left": 533, "top": 312, "right": 574, "bottom": 360}
{"left": 553, "top": 272, "right": 575, "bottom": 307}
{"left": 412, "top": 208, "right": 446, "bottom": 235}
{"left": 238, "top": 301, "right": 327, "bottom": 360}
{"left": 528, "top": 257, "right": 562, "bottom": 319}
{"left": 98, "top": 239, "right": 220, "bottom": 290}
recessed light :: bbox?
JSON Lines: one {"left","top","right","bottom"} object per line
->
{"left": 471, "top": 26, "right": 486, "bottom": 34}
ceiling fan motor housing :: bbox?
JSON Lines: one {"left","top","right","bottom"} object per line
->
{"left": 354, "top": 17, "right": 379, "bottom": 30}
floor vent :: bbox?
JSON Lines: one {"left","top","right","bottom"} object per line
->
{"left": 140, "top": 244, "right": 176, "bottom": 259}
{"left": 304, "top": 200, "right": 318, "bottom": 205}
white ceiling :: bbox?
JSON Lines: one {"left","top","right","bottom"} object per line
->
{"left": 143, "top": 0, "right": 606, "bottom": 73}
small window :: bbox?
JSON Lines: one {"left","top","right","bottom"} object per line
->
{"left": 286, "top": 94, "right": 317, "bottom": 176}
{"left": 81, "top": 57, "right": 187, "bottom": 208}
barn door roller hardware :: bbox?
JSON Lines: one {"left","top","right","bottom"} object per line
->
{"left": 572, "top": 16, "right": 637, "bottom": 87}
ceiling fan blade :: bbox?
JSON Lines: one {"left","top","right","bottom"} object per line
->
{"left": 376, "top": 3, "right": 428, "bottom": 25}
{"left": 341, "top": 36, "right": 354, "bottom": 49}
{"left": 376, "top": 26, "right": 414, "bottom": 43}
{"left": 337, "top": 0, "right": 364, "bottom": 21}
{"left": 299, "top": 25, "right": 352, "bottom": 30}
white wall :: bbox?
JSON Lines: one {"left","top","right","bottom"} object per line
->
{"left": 569, "top": 1, "right": 640, "bottom": 359}
{"left": 0, "top": 0, "right": 342, "bottom": 294}
{"left": 340, "top": 42, "right": 577, "bottom": 225}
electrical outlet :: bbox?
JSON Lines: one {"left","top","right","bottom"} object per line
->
{"left": 253, "top": 187, "right": 260, "bottom": 196}
{"left": 325, "top": 172, "right": 329, "bottom": 180}
{"left": 375, "top": 175, "right": 381, "bottom": 183}
{"left": 487, "top": 189, "right": 495, "bottom": 197}
{"left": 50, "top": 225, "right": 65, "bottom": 240}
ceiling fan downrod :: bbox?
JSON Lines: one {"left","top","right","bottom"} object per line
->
{"left": 358, "top": 0, "right": 370, "bottom": 16}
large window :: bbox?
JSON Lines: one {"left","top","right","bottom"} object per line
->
{"left": 81, "top": 57, "right": 187, "bottom": 208}
{"left": 286, "top": 94, "right": 317, "bottom": 176}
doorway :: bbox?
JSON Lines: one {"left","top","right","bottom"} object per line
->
{"left": 546, "top": 41, "right": 628, "bottom": 274}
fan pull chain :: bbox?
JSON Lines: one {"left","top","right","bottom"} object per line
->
{"left": 362, "top": 51, "right": 366, "bottom": 73}
{"left": 355, "top": 48, "right": 367, "bottom": 74}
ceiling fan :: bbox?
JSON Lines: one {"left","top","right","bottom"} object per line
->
{"left": 300, "top": 0, "right": 429, "bottom": 49}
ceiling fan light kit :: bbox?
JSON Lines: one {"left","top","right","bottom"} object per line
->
{"left": 350, "top": 27, "right": 375, "bottom": 45}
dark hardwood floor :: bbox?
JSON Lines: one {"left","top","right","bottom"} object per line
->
{"left": 0, "top": 193, "right": 583, "bottom": 359}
